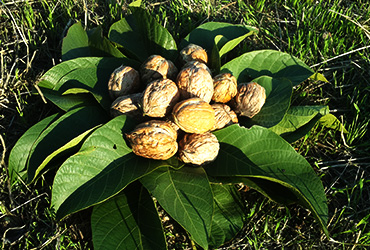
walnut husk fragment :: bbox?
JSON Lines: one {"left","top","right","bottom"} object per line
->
{"left": 232, "top": 82, "right": 266, "bottom": 118}
{"left": 211, "top": 103, "right": 238, "bottom": 131}
{"left": 142, "top": 79, "right": 180, "bottom": 118}
{"left": 126, "top": 120, "right": 178, "bottom": 160}
{"left": 172, "top": 98, "right": 215, "bottom": 134}
{"left": 212, "top": 73, "right": 238, "bottom": 103}
{"left": 108, "top": 65, "right": 140, "bottom": 99}
{"left": 178, "top": 132, "right": 219, "bottom": 165}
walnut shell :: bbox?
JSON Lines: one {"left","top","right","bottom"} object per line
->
{"left": 180, "top": 44, "right": 208, "bottom": 64}
{"left": 126, "top": 120, "right": 178, "bottom": 160}
{"left": 231, "top": 82, "right": 266, "bottom": 118}
{"left": 176, "top": 62, "right": 213, "bottom": 103}
{"left": 212, "top": 73, "right": 238, "bottom": 103}
{"left": 110, "top": 93, "right": 143, "bottom": 118}
{"left": 172, "top": 97, "right": 215, "bottom": 134}
{"left": 107, "top": 65, "right": 140, "bottom": 99}
{"left": 142, "top": 79, "right": 180, "bottom": 118}
{"left": 211, "top": 103, "right": 238, "bottom": 131}
{"left": 140, "top": 55, "right": 178, "bottom": 84}
{"left": 178, "top": 132, "right": 219, "bottom": 165}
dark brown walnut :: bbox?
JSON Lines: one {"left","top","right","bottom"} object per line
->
{"left": 176, "top": 62, "right": 213, "bottom": 103}
{"left": 110, "top": 93, "right": 143, "bottom": 118}
{"left": 107, "top": 65, "right": 140, "bottom": 99}
{"left": 140, "top": 55, "right": 178, "bottom": 84}
{"left": 212, "top": 73, "right": 238, "bottom": 103}
{"left": 211, "top": 103, "right": 238, "bottom": 131}
{"left": 172, "top": 97, "right": 215, "bottom": 134}
{"left": 126, "top": 120, "right": 178, "bottom": 160}
{"left": 231, "top": 82, "right": 266, "bottom": 118}
{"left": 178, "top": 132, "right": 219, "bottom": 166}
{"left": 142, "top": 79, "right": 180, "bottom": 118}
{"left": 180, "top": 44, "right": 208, "bottom": 64}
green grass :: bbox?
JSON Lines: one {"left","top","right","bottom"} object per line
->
{"left": 1, "top": 0, "right": 369, "bottom": 249}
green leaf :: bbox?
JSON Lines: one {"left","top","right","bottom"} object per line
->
{"left": 270, "top": 105, "right": 329, "bottom": 142}
{"left": 8, "top": 113, "right": 59, "bottom": 184}
{"left": 27, "top": 106, "right": 108, "bottom": 182}
{"left": 221, "top": 50, "right": 314, "bottom": 86}
{"left": 62, "top": 22, "right": 90, "bottom": 61}
{"left": 108, "top": 8, "right": 177, "bottom": 62}
{"left": 140, "top": 166, "right": 213, "bottom": 250}
{"left": 218, "top": 31, "right": 255, "bottom": 59}
{"left": 91, "top": 182, "right": 167, "bottom": 250}
{"left": 87, "top": 26, "right": 126, "bottom": 58}
{"left": 310, "top": 72, "right": 329, "bottom": 82}
{"left": 207, "top": 125, "right": 329, "bottom": 236}
{"left": 38, "top": 57, "right": 140, "bottom": 111}
{"left": 319, "top": 113, "right": 348, "bottom": 133}
{"left": 51, "top": 115, "right": 183, "bottom": 220}
{"left": 241, "top": 76, "right": 292, "bottom": 128}
{"left": 181, "top": 22, "right": 257, "bottom": 55}
{"left": 208, "top": 184, "right": 244, "bottom": 249}
{"left": 32, "top": 125, "right": 100, "bottom": 182}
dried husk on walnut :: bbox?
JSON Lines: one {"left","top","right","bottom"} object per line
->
{"left": 231, "top": 82, "right": 266, "bottom": 118}
{"left": 126, "top": 120, "right": 178, "bottom": 160}
{"left": 172, "top": 97, "right": 215, "bottom": 134}
{"left": 212, "top": 73, "right": 238, "bottom": 103}
{"left": 180, "top": 44, "right": 208, "bottom": 64}
{"left": 176, "top": 62, "right": 214, "bottom": 103}
{"left": 178, "top": 132, "right": 219, "bottom": 165}
{"left": 211, "top": 103, "right": 238, "bottom": 131}
{"left": 140, "top": 55, "right": 178, "bottom": 84}
{"left": 110, "top": 93, "right": 143, "bottom": 118}
{"left": 107, "top": 65, "right": 140, "bottom": 99}
{"left": 142, "top": 79, "right": 180, "bottom": 118}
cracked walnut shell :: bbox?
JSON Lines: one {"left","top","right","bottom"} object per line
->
{"left": 142, "top": 79, "right": 180, "bottom": 118}
{"left": 172, "top": 98, "right": 215, "bottom": 134}
{"left": 232, "top": 82, "right": 266, "bottom": 118}
{"left": 178, "top": 132, "right": 219, "bottom": 166}
{"left": 126, "top": 120, "right": 178, "bottom": 160}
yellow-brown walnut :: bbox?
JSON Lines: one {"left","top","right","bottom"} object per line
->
{"left": 126, "top": 120, "right": 178, "bottom": 160}
{"left": 110, "top": 93, "right": 143, "bottom": 118}
{"left": 172, "top": 97, "right": 215, "bottom": 134}
{"left": 140, "top": 55, "right": 178, "bottom": 84}
{"left": 211, "top": 103, "right": 238, "bottom": 131}
{"left": 178, "top": 132, "right": 219, "bottom": 165}
{"left": 107, "top": 65, "right": 140, "bottom": 99}
{"left": 180, "top": 44, "right": 208, "bottom": 64}
{"left": 142, "top": 79, "right": 180, "bottom": 118}
{"left": 231, "top": 82, "right": 266, "bottom": 118}
{"left": 212, "top": 73, "right": 238, "bottom": 103}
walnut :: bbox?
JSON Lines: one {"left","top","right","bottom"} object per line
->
{"left": 178, "top": 132, "right": 219, "bottom": 166}
{"left": 126, "top": 120, "right": 178, "bottom": 160}
{"left": 212, "top": 73, "right": 238, "bottom": 103}
{"left": 110, "top": 93, "right": 143, "bottom": 118}
{"left": 211, "top": 103, "right": 238, "bottom": 131}
{"left": 140, "top": 55, "right": 178, "bottom": 84}
{"left": 176, "top": 62, "right": 213, "bottom": 103}
{"left": 142, "top": 79, "right": 180, "bottom": 118}
{"left": 107, "top": 65, "right": 140, "bottom": 99}
{"left": 180, "top": 44, "right": 208, "bottom": 64}
{"left": 172, "top": 98, "right": 215, "bottom": 134}
{"left": 231, "top": 82, "right": 266, "bottom": 118}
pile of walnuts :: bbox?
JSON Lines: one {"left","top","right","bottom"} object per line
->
{"left": 108, "top": 44, "right": 266, "bottom": 166}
